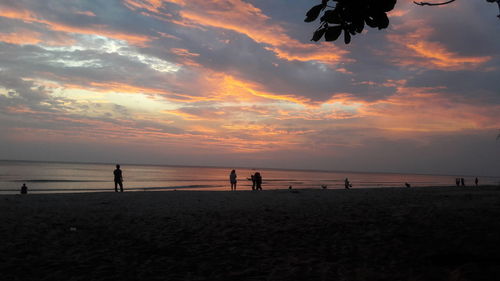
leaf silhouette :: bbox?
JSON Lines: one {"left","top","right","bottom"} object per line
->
{"left": 305, "top": 4, "right": 325, "bottom": 22}
{"left": 344, "top": 28, "right": 351, "bottom": 44}
{"left": 311, "top": 27, "right": 326, "bottom": 41}
{"left": 325, "top": 26, "right": 343, "bottom": 41}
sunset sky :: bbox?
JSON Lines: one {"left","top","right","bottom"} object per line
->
{"left": 0, "top": 0, "right": 499, "bottom": 176}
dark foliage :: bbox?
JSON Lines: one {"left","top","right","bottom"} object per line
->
{"left": 306, "top": 0, "right": 500, "bottom": 44}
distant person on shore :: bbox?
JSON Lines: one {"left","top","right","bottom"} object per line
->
{"left": 230, "top": 170, "right": 237, "bottom": 191}
{"left": 455, "top": 178, "right": 460, "bottom": 187}
{"left": 405, "top": 182, "right": 411, "bottom": 188}
{"left": 461, "top": 178, "right": 465, "bottom": 187}
{"left": 20, "top": 183, "right": 28, "bottom": 195}
{"left": 113, "top": 164, "right": 124, "bottom": 192}
{"left": 344, "top": 178, "right": 351, "bottom": 189}
{"left": 247, "top": 175, "right": 256, "bottom": 190}
{"left": 254, "top": 172, "right": 262, "bottom": 190}
{"left": 475, "top": 177, "right": 479, "bottom": 187}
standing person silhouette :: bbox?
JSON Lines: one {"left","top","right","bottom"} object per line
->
{"left": 254, "top": 172, "right": 262, "bottom": 190}
{"left": 475, "top": 177, "right": 479, "bottom": 187}
{"left": 20, "top": 183, "right": 28, "bottom": 195}
{"left": 230, "top": 170, "right": 237, "bottom": 191}
{"left": 113, "top": 164, "right": 124, "bottom": 192}
{"left": 460, "top": 178, "right": 465, "bottom": 187}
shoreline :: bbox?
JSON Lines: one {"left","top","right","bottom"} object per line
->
{"left": 1, "top": 184, "right": 499, "bottom": 196}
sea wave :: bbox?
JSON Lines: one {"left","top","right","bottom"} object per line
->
{"left": 11, "top": 179, "right": 108, "bottom": 183}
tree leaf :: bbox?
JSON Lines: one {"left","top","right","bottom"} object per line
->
{"left": 353, "top": 16, "right": 365, "bottom": 33}
{"left": 365, "top": 16, "right": 378, "bottom": 28}
{"left": 321, "top": 10, "right": 342, "bottom": 24}
{"left": 305, "top": 4, "right": 324, "bottom": 22}
{"left": 325, "top": 26, "right": 342, "bottom": 41}
{"left": 311, "top": 27, "right": 326, "bottom": 41}
{"left": 380, "top": 0, "right": 397, "bottom": 12}
{"left": 375, "top": 12, "right": 389, "bottom": 29}
{"left": 344, "top": 28, "right": 351, "bottom": 44}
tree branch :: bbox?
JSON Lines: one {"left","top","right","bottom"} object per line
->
{"left": 413, "top": 0, "right": 456, "bottom": 6}
{"left": 497, "top": 1, "right": 500, "bottom": 19}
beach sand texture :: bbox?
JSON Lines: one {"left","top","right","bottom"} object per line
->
{"left": 1, "top": 186, "right": 500, "bottom": 281}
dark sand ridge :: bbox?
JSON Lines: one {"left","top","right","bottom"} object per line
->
{"left": 1, "top": 186, "right": 500, "bottom": 281}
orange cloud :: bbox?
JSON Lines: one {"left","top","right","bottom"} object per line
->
{"left": 387, "top": 23, "right": 491, "bottom": 71}
{"left": 358, "top": 85, "right": 500, "bottom": 133}
{"left": 0, "top": 6, "right": 151, "bottom": 46}
{"left": 124, "top": 0, "right": 348, "bottom": 65}
{"left": 74, "top": 11, "right": 96, "bottom": 17}
{"left": 170, "top": 48, "right": 201, "bottom": 66}
{"left": 405, "top": 40, "right": 491, "bottom": 69}
{"left": 0, "top": 30, "right": 41, "bottom": 45}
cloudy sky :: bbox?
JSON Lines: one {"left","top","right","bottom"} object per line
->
{"left": 0, "top": 0, "right": 499, "bottom": 176}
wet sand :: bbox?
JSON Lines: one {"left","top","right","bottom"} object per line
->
{"left": 1, "top": 186, "right": 500, "bottom": 281}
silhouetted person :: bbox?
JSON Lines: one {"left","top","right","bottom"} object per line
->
{"left": 460, "top": 178, "right": 465, "bottom": 187}
{"left": 230, "top": 169, "right": 237, "bottom": 191}
{"left": 321, "top": 184, "right": 327, "bottom": 189}
{"left": 344, "top": 178, "right": 351, "bottom": 189}
{"left": 20, "top": 183, "right": 28, "bottom": 195}
{"left": 247, "top": 175, "right": 256, "bottom": 190}
{"left": 475, "top": 177, "right": 479, "bottom": 187}
{"left": 113, "top": 164, "right": 124, "bottom": 192}
{"left": 455, "top": 178, "right": 460, "bottom": 187}
{"left": 254, "top": 172, "right": 262, "bottom": 190}
{"left": 405, "top": 182, "right": 411, "bottom": 188}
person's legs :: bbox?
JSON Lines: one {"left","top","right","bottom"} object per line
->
{"left": 114, "top": 181, "right": 118, "bottom": 192}
{"left": 119, "top": 182, "right": 123, "bottom": 192}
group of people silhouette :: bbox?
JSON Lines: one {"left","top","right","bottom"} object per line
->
{"left": 229, "top": 170, "right": 262, "bottom": 191}
{"left": 455, "top": 177, "right": 479, "bottom": 187}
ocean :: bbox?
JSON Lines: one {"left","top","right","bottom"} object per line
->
{"left": 0, "top": 160, "right": 498, "bottom": 194}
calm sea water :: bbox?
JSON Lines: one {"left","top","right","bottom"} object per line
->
{"left": 0, "top": 160, "right": 498, "bottom": 194}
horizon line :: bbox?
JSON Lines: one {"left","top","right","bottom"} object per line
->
{"left": 0, "top": 158, "right": 497, "bottom": 179}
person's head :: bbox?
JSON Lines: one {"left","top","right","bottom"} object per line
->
{"left": 116, "top": 164, "right": 120, "bottom": 169}
{"left": 231, "top": 169, "right": 235, "bottom": 173}
{"left": 22, "top": 183, "right": 26, "bottom": 187}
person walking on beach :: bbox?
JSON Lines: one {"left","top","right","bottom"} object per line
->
{"left": 344, "top": 178, "right": 351, "bottom": 189}
{"left": 20, "top": 183, "right": 28, "bottom": 195}
{"left": 460, "top": 177, "right": 465, "bottom": 187}
{"left": 455, "top": 178, "right": 460, "bottom": 187}
{"left": 113, "top": 164, "right": 124, "bottom": 192}
{"left": 230, "top": 169, "right": 237, "bottom": 191}
{"left": 254, "top": 172, "right": 262, "bottom": 190}
{"left": 475, "top": 177, "right": 479, "bottom": 187}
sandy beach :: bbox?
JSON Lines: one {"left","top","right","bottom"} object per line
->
{"left": 1, "top": 186, "right": 500, "bottom": 281}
